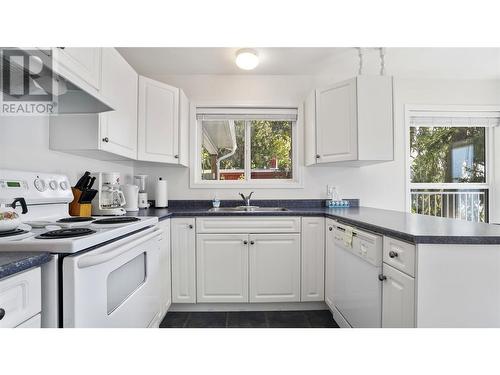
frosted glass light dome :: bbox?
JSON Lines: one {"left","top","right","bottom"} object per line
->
{"left": 235, "top": 49, "right": 259, "bottom": 70}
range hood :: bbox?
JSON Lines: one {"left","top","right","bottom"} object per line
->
{"left": 0, "top": 48, "right": 113, "bottom": 114}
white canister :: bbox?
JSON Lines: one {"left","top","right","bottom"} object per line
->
{"left": 155, "top": 177, "right": 168, "bottom": 208}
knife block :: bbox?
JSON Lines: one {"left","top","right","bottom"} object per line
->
{"left": 69, "top": 188, "right": 92, "bottom": 217}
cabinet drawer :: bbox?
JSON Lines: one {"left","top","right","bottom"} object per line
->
{"left": 0, "top": 268, "right": 41, "bottom": 328}
{"left": 196, "top": 217, "right": 301, "bottom": 234}
{"left": 383, "top": 236, "right": 416, "bottom": 277}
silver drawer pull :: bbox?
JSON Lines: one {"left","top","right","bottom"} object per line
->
{"left": 0, "top": 308, "right": 5, "bottom": 320}
{"left": 389, "top": 250, "right": 399, "bottom": 258}
{"left": 378, "top": 274, "right": 387, "bottom": 281}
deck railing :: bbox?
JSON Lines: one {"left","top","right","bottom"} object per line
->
{"left": 411, "top": 189, "right": 488, "bottom": 223}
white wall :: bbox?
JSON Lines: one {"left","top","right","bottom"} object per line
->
{"left": 0, "top": 116, "right": 135, "bottom": 185}
{"left": 134, "top": 70, "right": 500, "bottom": 212}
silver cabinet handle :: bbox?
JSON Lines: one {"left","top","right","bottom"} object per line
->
{"left": 243, "top": 240, "right": 248, "bottom": 245}
{"left": 0, "top": 308, "right": 5, "bottom": 320}
{"left": 174, "top": 155, "right": 179, "bottom": 159}
{"left": 316, "top": 154, "right": 320, "bottom": 159}
{"left": 102, "top": 137, "right": 109, "bottom": 143}
{"left": 378, "top": 274, "right": 387, "bottom": 281}
{"left": 188, "top": 224, "right": 193, "bottom": 229}
{"left": 389, "top": 250, "right": 398, "bottom": 258}
{"left": 328, "top": 227, "right": 333, "bottom": 231}
{"left": 250, "top": 241, "right": 255, "bottom": 245}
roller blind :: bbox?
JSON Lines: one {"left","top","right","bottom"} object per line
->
{"left": 196, "top": 107, "right": 298, "bottom": 121}
{"left": 409, "top": 111, "right": 500, "bottom": 127}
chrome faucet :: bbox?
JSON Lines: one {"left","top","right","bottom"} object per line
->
{"left": 239, "top": 192, "right": 254, "bottom": 207}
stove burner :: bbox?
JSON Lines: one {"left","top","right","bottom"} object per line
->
{"left": 92, "top": 217, "right": 141, "bottom": 224}
{"left": 57, "top": 217, "right": 95, "bottom": 223}
{"left": 0, "top": 228, "right": 29, "bottom": 238}
{"left": 37, "top": 228, "right": 96, "bottom": 239}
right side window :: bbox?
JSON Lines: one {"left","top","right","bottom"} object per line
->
{"left": 408, "top": 112, "right": 497, "bottom": 223}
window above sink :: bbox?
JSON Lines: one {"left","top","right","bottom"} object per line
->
{"left": 190, "top": 106, "right": 303, "bottom": 189}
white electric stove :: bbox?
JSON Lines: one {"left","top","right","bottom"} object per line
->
{"left": 0, "top": 169, "right": 163, "bottom": 328}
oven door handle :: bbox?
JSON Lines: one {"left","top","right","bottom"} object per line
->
{"left": 77, "top": 229, "right": 161, "bottom": 268}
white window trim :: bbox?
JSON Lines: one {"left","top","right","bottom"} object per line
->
{"left": 404, "top": 104, "right": 500, "bottom": 217}
{"left": 189, "top": 102, "right": 304, "bottom": 189}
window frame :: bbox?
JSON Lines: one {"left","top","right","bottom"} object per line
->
{"left": 404, "top": 105, "right": 499, "bottom": 221}
{"left": 190, "top": 103, "right": 303, "bottom": 189}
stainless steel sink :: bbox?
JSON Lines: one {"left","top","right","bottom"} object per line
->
{"left": 208, "top": 206, "right": 289, "bottom": 212}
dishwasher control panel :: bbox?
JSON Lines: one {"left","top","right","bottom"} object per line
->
{"left": 333, "top": 223, "right": 383, "bottom": 266}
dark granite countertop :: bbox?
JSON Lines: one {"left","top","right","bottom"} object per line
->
{"left": 128, "top": 201, "right": 500, "bottom": 245}
{"left": 0, "top": 252, "right": 51, "bottom": 280}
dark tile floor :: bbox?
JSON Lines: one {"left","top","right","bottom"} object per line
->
{"left": 160, "top": 310, "right": 339, "bottom": 328}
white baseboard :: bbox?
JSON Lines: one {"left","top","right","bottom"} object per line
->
{"left": 168, "top": 301, "right": 328, "bottom": 312}
{"left": 330, "top": 305, "right": 351, "bottom": 328}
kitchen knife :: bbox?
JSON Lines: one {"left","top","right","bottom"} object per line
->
{"left": 80, "top": 175, "right": 91, "bottom": 191}
{"left": 75, "top": 171, "right": 90, "bottom": 190}
{"left": 87, "top": 176, "right": 96, "bottom": 190}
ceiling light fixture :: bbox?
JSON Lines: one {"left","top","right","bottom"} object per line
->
{"left": 235, "top": 49, "right": 259, "bottom": 70}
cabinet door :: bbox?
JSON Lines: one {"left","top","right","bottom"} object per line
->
{"left": 178, "top": 90, "right": 190, "bottom": 167}
{"left": 324, "top": 219, "right": 336, "bottom": 310}
{"left": 197, "top": 234, "right": 249, "bottom": 303}
{"left": 382, "top": 264, "right": 415, "bottom": 328}
{"left": 171, "top": 218, "right": 196, "bottom": 303}
{"left": 301, "top": 217, "right": 325, "bottom": 301}
{"left": 138, "top": 76, "right": 180, "bottom": 163}
{"left": 158, "top": 220, "right": 172, "bottom": 316}
{"left": 315, "top": 78, "right": 357, "bottom": 163}
{"left": 53, "top": 47, "right": 101, "bottom": 90}
{"left": 249, "top": 234, "right": 300, "bottom": 303}
{"left": 99, "top": 48, "right": 138, "bottom": 159}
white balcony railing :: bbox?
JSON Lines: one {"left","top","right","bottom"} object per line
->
{"left": 410, "top": 189, "right": 488, "bottom": 223}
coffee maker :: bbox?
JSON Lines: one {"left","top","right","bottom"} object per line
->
{"left": 91, "top": 172, "right": 127, "bottom": 216}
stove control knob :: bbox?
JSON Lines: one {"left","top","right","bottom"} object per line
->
{"left": 34, "top": 178, "right": 47, "bottom": 192}
{"left": 49, "top": 180, "right": 58, "bottom": 190}
{"left": 59, "top": 181, "right": 69, "bottom": 190}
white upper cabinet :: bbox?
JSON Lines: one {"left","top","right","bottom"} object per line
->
{"left": 138, "top": 76, "right": 189, "bottom": 166}
{"left": 53, "top": 47, "right": 102, "bottom": 90}
{"left": 49, "top": 48, "right": 138, "bottom": 160}
{"left": 305, "top": 75, "right": 393, "bottom": 166}
{"left": 301, "top": 217, "right": 325, "bottom": 302}
{"left": 99, "top": 48, "right": 138, "bottom": 159}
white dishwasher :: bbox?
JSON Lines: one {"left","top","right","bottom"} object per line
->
{"left": 332, "top": 222, "right": 383, "bottom": 328}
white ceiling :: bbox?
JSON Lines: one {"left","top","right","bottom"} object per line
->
{"left": 117, "top": 47, "right": 350, "bottom": 76}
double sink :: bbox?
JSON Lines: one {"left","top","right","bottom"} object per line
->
{"left": 208, "top": 206, "right": 289, "bottom": 213}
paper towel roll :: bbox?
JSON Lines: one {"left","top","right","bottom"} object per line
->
{"left": 155, "top": 177, "right": 168, "bottom": 208}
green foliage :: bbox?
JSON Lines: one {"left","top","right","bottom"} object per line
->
{"left": 250, "top": 120, "right": 292, "bottom": 172}
{"left": 410, "top": 127, "right": 485, "bottom": 183}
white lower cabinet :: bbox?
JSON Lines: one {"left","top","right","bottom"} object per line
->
{"left": 249, "top": 233, "right": 301, "bottom": 303}
{"left": 158, "top": 220, "right": 172, "bottom": 317}
{"left": 382, "top": 263, "right": 415, "bottom": 328}
{"left": 301, "top": 217, "right": 325, "bottom": 301}
{"left": 324, "top": 219, "right": 336, "bottom": 310}
{"left": 0, "top": 268, "right": 42, "bottom": 328}
{"left": 171, "top": 218, "right": 196, "bottom": 303}
{"left": 196, "top": 234, "right": 249, "bottom": 303}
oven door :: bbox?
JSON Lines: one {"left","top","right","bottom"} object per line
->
{"left": 62, "top": 227, "right": 162, "bottom": 328}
